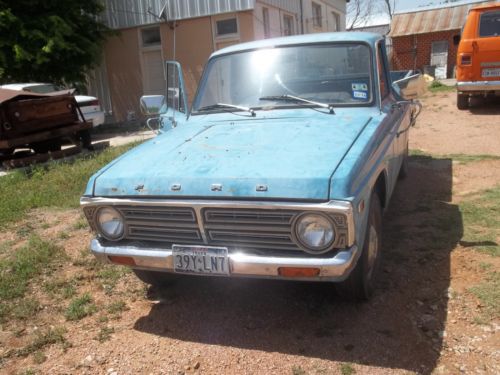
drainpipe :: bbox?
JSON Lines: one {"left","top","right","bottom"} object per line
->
{"left": 300, "top": 0, "right": 304, "bottom": 34}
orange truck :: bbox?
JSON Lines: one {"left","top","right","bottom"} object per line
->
{"left": 456, "top": 3, "right": 500, "bottom": 110}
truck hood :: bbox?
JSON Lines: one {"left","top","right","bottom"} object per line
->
{"left": 92, "top": 114, "right": 372, "bottom": 200}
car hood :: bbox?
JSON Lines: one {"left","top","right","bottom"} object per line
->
{"left": 91, "top": 114, "right": 372, "bottom": 200}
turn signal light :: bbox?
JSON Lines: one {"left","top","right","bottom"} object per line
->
{"left": 460, "top": 54, "right": 472, "bottom": 66}
{"left": 108, "top": 256, "right": 136, "bottom": 266}
{"left": 278, "top": 267, "right": 320, "bottom": 277}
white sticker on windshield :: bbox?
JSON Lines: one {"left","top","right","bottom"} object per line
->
{"left": 353, "top": 91, "right": 368, "bottom": 99}
{"left": 352, "top": 83, "right": 368, "bottom": 91}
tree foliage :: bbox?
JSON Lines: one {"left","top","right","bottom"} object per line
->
{"left": 0, "top": 0, "right": 110, "bottom": 84}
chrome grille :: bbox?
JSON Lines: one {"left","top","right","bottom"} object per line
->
{"left": 203, "top": 208, "right": 301, "bottom": 251}
{"left": 117, "top": 206, "right": 201, "bottom": 244}
{"left": 88, "top": 204, "right": 349, "bottom": 253}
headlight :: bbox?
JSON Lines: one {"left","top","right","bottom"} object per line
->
{"left": 96, "top": 207, "right": 124, "bottom": 240}
{"left": 294, "top": 213, "right": 335, "bottom": 253}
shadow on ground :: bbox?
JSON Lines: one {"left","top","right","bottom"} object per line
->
{"left": 469, "top": 96, "right": 500, "bottom": 115}
{"left": 134, "top": 156, "right": 462, "bottom": 374}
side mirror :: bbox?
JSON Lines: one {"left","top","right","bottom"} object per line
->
{"left": 453, "top": 34, "right": 461, "bottom": 46}
{"left": 392, "top": 74, "right": 427, "bottom": 100}
{"left": 140, "top": 95, "right": 166, "bottom": 116}
{"left": 165, "top": 61, "right": 188, "bottom": 114}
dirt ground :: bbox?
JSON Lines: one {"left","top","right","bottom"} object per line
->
{"left": 0, "top": 91, "right": 499, "bottom": 375}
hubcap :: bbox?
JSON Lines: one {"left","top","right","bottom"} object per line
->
{"left": 366, "top": 225, "right": 379, "bottom": 280}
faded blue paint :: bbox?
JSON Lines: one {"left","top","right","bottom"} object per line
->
{"left": 90, "top": 108, "right": 376, "bottom": 200}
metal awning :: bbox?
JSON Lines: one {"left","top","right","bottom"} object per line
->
{"left": 389, "top": 0, "right": 496, "bottom": 37}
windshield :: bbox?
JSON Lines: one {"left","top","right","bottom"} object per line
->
{"left": 192, "top": 43, "right": 372, "bottom": 113}
{"left": 24, "top": 84, "right": 61, "bottom": 94}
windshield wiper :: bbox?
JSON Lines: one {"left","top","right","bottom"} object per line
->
{"left": 197, "top": 103, "right": 256, "bottom": 117}
{"left": 259, "top": 94, "right": 335, "bottom": 114}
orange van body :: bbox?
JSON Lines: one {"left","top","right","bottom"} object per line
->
{"left": 456, "top": 3, "right": 500, "bottom": 109}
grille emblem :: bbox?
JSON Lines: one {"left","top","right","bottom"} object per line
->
{"left": 170, "top": 183, "right": 181, "bottom": 191}
{"left": 211, "top": 184, "right": 223, "bottom": 192}
{"left": 256, "top": 184, "right": 268, "bottom": 192}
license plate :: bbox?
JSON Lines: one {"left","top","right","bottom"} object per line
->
{"left": 482, "top": 68, "right": 500, "bottom": 77}
{"left": 172, "top": 245, "right": 229, "bottom": 276}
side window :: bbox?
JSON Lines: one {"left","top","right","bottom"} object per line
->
{"left": 377, "top": 44, "right": 389, "bottom": 99}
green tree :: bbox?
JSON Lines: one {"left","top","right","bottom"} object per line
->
{"left": 0, "top": 0, "right": 110, "bottom": 84}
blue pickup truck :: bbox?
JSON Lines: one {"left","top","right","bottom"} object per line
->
{"left": 81, "top": 32, "right": 422, "bottom": 300}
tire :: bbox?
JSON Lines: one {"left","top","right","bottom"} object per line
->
{"left": 132, "top": 269, "right": 177, "bottom": 287}
{"left": 457, "top": 93, "right": 469, "bottom": 110}
{"left": 336, "top": 192, "right": 382, "bottom": 301}
{"left": 398, "top": 143, "right": 409, "bottom": 180}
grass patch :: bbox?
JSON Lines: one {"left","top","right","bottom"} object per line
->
{"left": 106, "top": 300, "right": 128, "bottom": 315}
{"left": 73, "top": 216, "right": 89, "bottom": 230}
{"left": 460, "top": 186, "right": 500, "bottom": 256}
{"left": 16, "top": 327, "right": 67, "bottom": 357}
{"left": 98, "top": 265, "right": 129, "bottom": 294}
{"left": 65, "top": 293, "right": 97, "bottom": 321}
{"left": 44, "top": 278, "right": 77, "bottom": 299}
{"left": 33, "top": 351, "right": 47, "bottom": 364}
{"left": 11, "top": 299, "right": 40, "bottom": 320}
{"left": 470, "top": 272, "right": 500, "bottom": 323}
{"left": 95, "top": 326, "right": 115, "bottom": 343}
{"left": 0, "top": 236, "right": 63, "bottom": 301}
{"left": 428, "top": 80, "right": 455, "bottom": 93}
{"left": 291, "top": 366, "right": 306, "bottom": 375}
{"left": 0, "top": 142, "right": 139, "bottom": 226}
{"left": 340, "top": 363, "right": 356, "bottom": 375}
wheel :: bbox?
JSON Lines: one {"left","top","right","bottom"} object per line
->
{"left": 457, "top": 93, "right": 469, "bottom": 110}
{"left": 398, "top": 143, "right": 409, "bottom": 180}
{"left": 78, "top": 129, "right": 94, "bottom": 150}
{"left": 132, "top": 269, "right": 177, "bottom": 287}
{"left": 336, "top": 192, "right": 382, "bottom": 301}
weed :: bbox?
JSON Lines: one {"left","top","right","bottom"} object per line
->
{"left": 340, "top": 363, "right": 356, "bottom": 375}
{"left": 65, "top": 294, "right": 97, "bottom": 321}
{"left": 11, "top": 299, "right": 40, "bottom": 320}
{"left": 58, "top": 231, "right": 70, "bottom": 240}
{"left": 44, "top": 278, "right": 77, "bottom": 299}
{"left": 428, "top": 81, "right": 455, "bottom": 93}
{"left": 73, "top": 216, "right": 88, "bottom": 230}
{"left": 96, "top": 326, "right": 115, "bottom": 343}
{"left": 17, "top": 327, "right": 67, "bottom": 357}
{"left": 470, "top": 272, "right": 500, "bottom": 323}
{"left": 479, "top": 262, "right": 493, "bottom": 271}
{"left": 98, "top": 265, "right": 129, "bottom": 293}
{"left": 33, "top": 351, "right": 47, "bottom": 364}
{"left": 0, "top": 236, "right": 63, "bottom": 301}
{"left": 0, "top": 142, "right": 139, "bottom": 226}
{"left": 106, "top": 300, "right": 128, "bottom": 315}
{"left": 460, "top": 186, "right": 500, "bottom": 257}
{"left": 291, "top": 366, "right": 306, "bottom": 375}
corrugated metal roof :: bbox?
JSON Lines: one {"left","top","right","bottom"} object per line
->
{"left": 103, "top": 0, "right": 256, "bottom": 29}
{"left": 260, "top": 0, "right": 301, "bottom": 15}
{"left": 389, "top": 1, "right": 497, "bottom": 37}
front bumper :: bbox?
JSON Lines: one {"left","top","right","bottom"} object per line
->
{"left": 90, "top": 238, "right": 359, "bottom": 282}
{"left": 457, "top": 80, "right": 500, "bottom": 92}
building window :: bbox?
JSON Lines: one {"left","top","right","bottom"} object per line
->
{"left": 141, "top": 27, "right": 161, "bottom": 47}
{"left": 312, "top": 2, "right": 322, "bottom": 28}
{"left": 332, "top": 11, "right": 340, "bottom": 31}
{"left": 263, "top": 7, "right": 270, "bottom": 38}
{"left": 283, "top": 14, "right": 294, "bottom": 36}
{"left": 216, "top": 18, "right": 238, "bottom": 37}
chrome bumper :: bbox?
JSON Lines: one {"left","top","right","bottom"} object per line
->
{"left": 90, "top": 238, "right": 359, "bottom": 282}
{"left": 457, "top": 80, "right": 500, "bottom": 92}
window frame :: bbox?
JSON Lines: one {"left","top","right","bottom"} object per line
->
{"left": 215, "top": 17, "right": 239, "bottom": 39}
{"left": 478, "top": 10, "right": 500, "bottom": 38}
{"left": 312, "top": 2, "right": 323, "bottom": 28}
{"left": 263, "top": 7, "right": 271, "bottom": 38}
{"left": 283, "top": 14, "right": 295, "bottom": 36}
{"left": 140, "top": 26, "right": 162, "bottom": 48}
